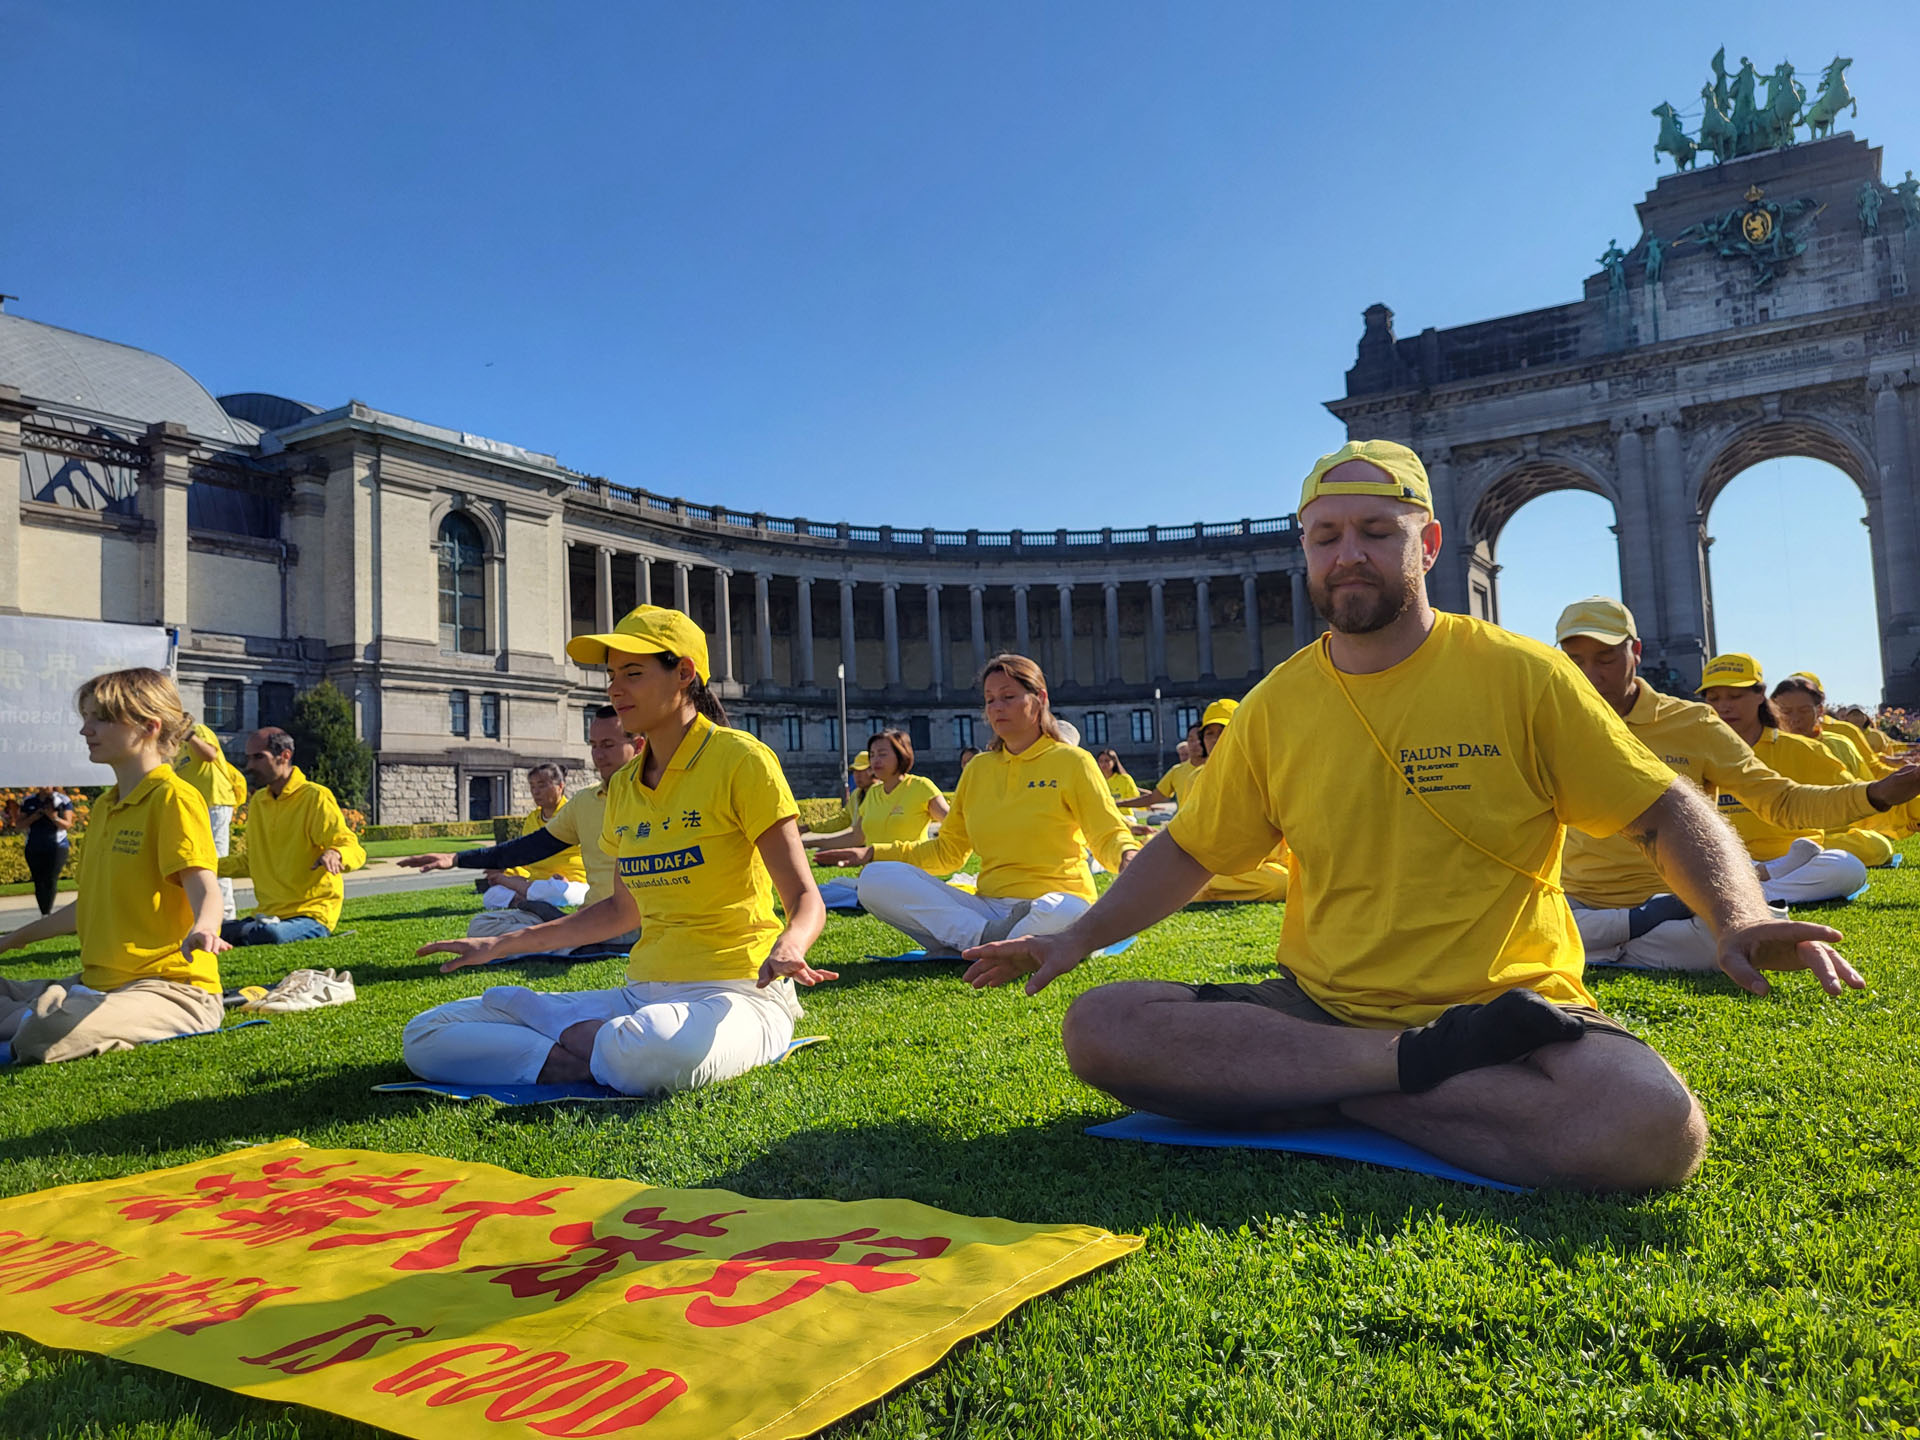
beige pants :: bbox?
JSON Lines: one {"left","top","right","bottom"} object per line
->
{"left": 0, "top": 974, "right": 224, "bottom": 1065}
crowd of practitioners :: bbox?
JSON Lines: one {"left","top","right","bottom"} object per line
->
{"left": 0, "top": 439, "right": 1906, "bottom": 1192}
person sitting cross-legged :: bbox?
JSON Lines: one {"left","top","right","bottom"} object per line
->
{"left": 401, "top": 606, "right": 836, "bottom": 1096}
{"left": 476, "top": 763, "right": 591, "bottom": 916}
{"left": 222, "top": 728, "right": 366, "bottom": 946}
{"left": 1185, "top": 699, "right": 1291, "bottom": 904}
{"left": 0, "top": 668, "right": 229, "bottom": 1063}
{"left": 962, "top": 440, "right": 1863, "bottom": 1193}
{"left": 401, "top": 708, "right": 638, "bottom": 947}
{"left": 1556, "top": 601, "right": 1920, "bottom": 971}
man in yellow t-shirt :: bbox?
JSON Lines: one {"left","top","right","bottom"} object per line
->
{"left": 1186, "top": 699, "right": 1290, "bottom": 904}
{"left": 962, "top": 439, "right": 1862, "bottom": 1192}
{"left": 400, "top": 707, "right": 638, "bottom": 947}
{"left": 1553, "top": 599, "right": 1920, "bottom": 972}
{"left": 225, "top": 728, "right": 367, "bottom": 944}
{"left": 1120, "top": 727, "right": 1205, "bottom": 810}
{"left": 477, "top": 764, "right": 590, "bottom": 915}
{"left": 175, "top": 720, "right": 247, "bottom": 921}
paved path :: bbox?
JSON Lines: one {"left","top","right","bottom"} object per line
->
{"left": 0, "top": 861, "right": 473, "bottom": 931}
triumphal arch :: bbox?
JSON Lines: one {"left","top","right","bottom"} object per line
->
{"left": 1325, "top": 51, "right": 1920, "bottom": 701}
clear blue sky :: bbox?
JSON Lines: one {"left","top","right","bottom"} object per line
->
{"left": 6, "top": 1, "right": 1914, "bottom": 699}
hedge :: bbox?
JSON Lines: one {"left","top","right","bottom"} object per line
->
{"left": 360, "top": 820, "right": 502, "bottom": 843}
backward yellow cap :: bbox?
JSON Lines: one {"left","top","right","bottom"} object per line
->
{"left": 1299, "top": 439, "right": 1433, "bottom": 516}
{"left": 1555, "top": 596, "right": 1638, "bottom": 645}
{"left": 1201, "top": 698, "right": 1239, "bottom": 730}
{"left": 566, "top": 604, "right": 711, "bottom": 682}
{"left": 1699, "top": 653, "right": 1763, "bottom": 692}
{"left": 1786, "top": 670, "right": 1824, "bottom": 692}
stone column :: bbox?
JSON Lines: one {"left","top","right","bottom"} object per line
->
{"left": 0, "top": 385, "right": 34, "bottom": 615}
{"left": 1102, "top": 580, "right": 1121, "bottom": 681}
{"left": 926, "top": 582, "right": 945, "bottom": 694}
{"left": 1423, "top": 448, "right": 1468, "bottom": 614}
{"left": 1291, "top": 568, "right": 1312, "bottom": 652}
{"left": 1612, "top": 419, "right": 1662, "bottom": 638}
{"left": 969, "top": 584, "right": 987, "bottom": 675}
{"left": 1056, "top": 583, "right": 1076, "bottom": 684}
{"left": 838, "top": 579, "right": 857, "bottom": 685}
{"left": 1874, "top": 376, "right": 1920, "bottom": 625}
{"left": 142, "top": 422, "right": 195, "bottom": 630}
{"left": 1013, "top": 584, "right": 1030, "bottom": 654}
{"left": 594, "top": 546, "right": 615, "bottom": 633}
{"left": 1195, "top": 575, "right": 1214, "bottom": 678}
{"left": 1652, "top": 415, "right": 1706, "bottom": 680}
{"left": 1148, "top": 578, "right": 1167, "bottom": 679}
{"left": 882, "top": 582, "right": 902, "bottom": 686}
{"left": 672, "top": 560, "right": 690, "bottom": 614}
{"left": 1242, "top": 572, "right": 1264, "bottom": 676}
{"left": 712, "top": 568, "right": 734, "bottom": 683}
{"left": 635, "top": 553, "right": 653, "bottom": 609}
{"left": 754, "top": 570, "right": 774, "bottom": 682}
{"left": 795, "top": 577, "right": 816, "bottom": 685}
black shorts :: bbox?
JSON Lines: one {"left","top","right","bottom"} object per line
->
{"left": 1187, "top": 966, "right": 1644, "bottom": 1045}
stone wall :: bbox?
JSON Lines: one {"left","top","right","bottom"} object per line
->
{"left": 378, "top": 762, "right": 458, "bottom": 825}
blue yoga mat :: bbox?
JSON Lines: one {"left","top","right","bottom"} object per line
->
{"left": 1889, "top": 852, "right": 1906, "bottom": 869}
{"left": 1846, "top": 881, "right": 1872, "bottom": 901}
{"left": 0, "top": 1017, "right": 267, "bottom": 1069}
{"left": 371, "top": 1035, "right": 830, "bottom": 1105}
{"left": 866, "top": 935, "right": 1138, "bottom": 963}
{"left": 818, "top": 880, "right": 863, "bottom": 912}
{"left": 1086, "top": 1111, "right": 1530, "bottom": 1193}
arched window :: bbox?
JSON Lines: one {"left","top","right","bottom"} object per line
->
{"left": 438, "top": 513, "right": 488, "bottom": 654}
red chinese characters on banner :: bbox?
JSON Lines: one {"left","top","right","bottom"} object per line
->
{"left": 0, "top": 1232, "right": 129, "bottom": 1294}
{"left": 624, "top": 1228, "right": 952, "bottom": 1327}
{"left": 473, "top": 1206, "right": 746, "bottom": 1304}
{"left": 311, "top": 1188, "right": 573, "bottom": 1271}
{"left": 50, "top": 1271, "right": 298, "bottom": 1336}
{"left": 117, "top": 1156, "right": 366, "bottom": 1224}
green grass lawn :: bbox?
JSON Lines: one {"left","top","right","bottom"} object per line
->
{"left": 2, "top": 856, "right": 1917, "bottom": 1438}
{"left": 357, "top": 836, "right": 487, "bottom": 860}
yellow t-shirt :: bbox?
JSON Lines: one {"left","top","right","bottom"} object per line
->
{"left": 858, "top": 773, "right": 944, "bottom": 845}
{"left": 74, "top": 764, "right": 221, "bottom": 994}
{"left": 244, "top": 768, "right": 367, "bottom": 930}
{"left": 1169, "top": 615, "right": 1676, "bottom": 1028}
{"left": 1563, "top": 684, "right": 1874, "bottom": 907}
{"left": 507, "top": 804, "right": 588, "bottom": 886}
{"left": 1860, "top": 724, "right": 1893, "bottom": 756}
{"left": 1105, "top": 771, "right": 1141, "bottom": 802}
{"left": 173, "top": 724, "right": 240, "bottom": 809}
{"left": 1816, "top": 731, "right": 1874, "bottom": 782}
{"left": 1822, "top": 718, "right": 1893, "bottom": 777}
{"left": 545, "top": 786, "right": 617, "bottom": 905}
{"left": 1153, "top": 761, "right": 1196, "bottom": 803}
{"left": 600, "top": 715, "right": 798, "bottom": 984}
{"left": 871, "top": 736, "right": 1140, "bottom": 903}
{"left": 1717, "top": 729, "right": 1887, "bottom": 860}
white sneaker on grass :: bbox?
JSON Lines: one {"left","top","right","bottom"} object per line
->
{"left": 245, "top": 968, "right": 356, "bottom": 1013}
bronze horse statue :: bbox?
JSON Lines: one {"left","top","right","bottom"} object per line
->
{"left": 1653, "top": 102, "right": 1697, "bottom": 172}
{"left": 1801, "top": 57, "right": 1856, "bottom": 140}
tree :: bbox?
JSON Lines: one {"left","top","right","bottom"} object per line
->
{"left": 288, "top": 680, "right": 373, "bottom": 811}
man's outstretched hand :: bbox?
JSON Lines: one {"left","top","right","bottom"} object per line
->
{"left": 398, "top": 853, "right": 457, "bottom": 871}
{"left": 962, "top": 930, "right": 1092, "bottom": 996}
{"left": 417, "top": 937, "right": 502, "bottom": 974}
{"left": 1717, "top": 917, "right": 1863, "bottom": 996}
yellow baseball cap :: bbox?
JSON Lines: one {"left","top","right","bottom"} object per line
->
{"left": 1201, "top": 698, "right": 1239, "bottom": 730}
{"left": 1299, "top": 440, "right": 1433, "bottom": 516}
{"left": 565, "top": 605, "right": 710, "bottom": 682}
{"left": 851, "top": 751, "right": 871, "bottom": 770}
{"left": 1785, "top": 670, "right": 1824, "bottom": 692}
{"left": 1698, "top": 653, "right": 1763, "bottom": 692}
{"left": 1555, "top": 596, "right": 1638, "bottom": 645}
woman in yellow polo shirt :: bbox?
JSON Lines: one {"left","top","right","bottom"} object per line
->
{"left": 1096, "top": 749, "right": 1140, "bottom": 803}
{"left": 816, "top": 654, "right": 1140, "bottom": 957}
{"left": 0, "top": 668, "right": 228, "bottom": 1064}
{"left": 405, "top": 605, "right": 836, "bottom": 1096}
{"left": 1699, "top": 654, "right": 1877, "bottom": 900}
{"left": 844, "top": 729, "right": 948, "bottom": 846}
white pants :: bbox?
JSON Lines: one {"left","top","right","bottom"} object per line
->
{"left": 208, "top": 805, "right": 235, "bottom": 921}
{"left": 1577, "top": 899, "right": 1790, "bottom": 972}
{"left": 856, "top": 861, "right": 1089, "bottom": 955}
{"left": 482, "top": 877, "right": 589, "bottom": 910}
{"left": 402, "top": 978, "right": 801, "bottom": 1095}
{"left": 1759, "top": 849, "right": 1868, "bottom": 905}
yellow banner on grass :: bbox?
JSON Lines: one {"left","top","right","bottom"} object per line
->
{"left": 0, "top": 1140, "right": 1138, "bottom": 1440}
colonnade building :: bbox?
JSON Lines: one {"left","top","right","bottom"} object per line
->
{"left": 0, "top": 309, "right": 1315, "bottom": 817}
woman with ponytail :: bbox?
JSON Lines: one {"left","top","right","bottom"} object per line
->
{"left": 817, "top": 654, "right": 1141, "bottom": 957}
{"left": 405, "top": 605, "right": 835, "bottom": 1095}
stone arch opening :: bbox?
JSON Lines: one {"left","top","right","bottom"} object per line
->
{"left": 1462, "top": 460, "right": 1620, "bottom": 627}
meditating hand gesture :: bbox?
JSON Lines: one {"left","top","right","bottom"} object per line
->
{"left": 313, "top": 847, "right": 345, "bottom": 874}
{"left": 416, "top": 935, "right": 503, "bottom": 974}
{"left": 397, "top": 853, "right": 457, "bottom": 871}
{"left": 962, "top": 927, "right": 1092, "bottom": 995}
{"left": 1716, "top": 916, "right": 1864, "bottom": 996}
{"left": 757, "top": 936, "right": 838, "bottom": 990}
{"left": 812, "top": 846, "right": 872, "bottom": 868}
{"left": 181, "top": 925, "right": 231, "bottom": 960}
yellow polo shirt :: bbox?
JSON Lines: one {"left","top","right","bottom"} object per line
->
{"left": 244, "top": 768, "right": 366, "bottom": 930}
{"left": 1822, "top": 718, "right": 1893, "bottom": 777}
{"left": 545, "top": 786, "right": 617, "bottom": 905}
{"left": 75, "top": 764, "right": 221, "bottom": 994}
{"left": 1718, "top": 729, "right": 1888, "bottom": 860}
{"left": 1563, "top": 683, "right": 1875, "bottom": 908}
{"left": 507, "top": 804, "right": 588, "bottom": 887}
{"left": 1170, "top": 615, "right": 1675, "bottom": 1028}
{"left": 174, "top": 724, "right": 241, "bottom": 809}
{"left": 1816, "top": 731, "right": 1874, "bottom": 782}
{"left": 857, "top": 773, "right": 944, "bottom": 845}
{"left": 601, "top": 715, "right": 798, "bottom": 983}
{"left": 1106, "top": 770, "right": 1141, "bottom": 803}
{"left": 871, "top": 736, "right": 1140, "bottom": 903}
{"left": 1153, "top": 760, "right": 1197, "bottom": 804}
